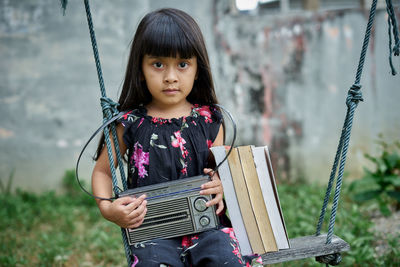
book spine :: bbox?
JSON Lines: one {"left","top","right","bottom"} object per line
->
{"left": 228, "top": 147, "right": 265, "bottom": 254}
{"left": 238, "top": 146, "right": 278, "bottom": 252}
{"left": 210, "top": 146, "right": 252, "bottom": 255}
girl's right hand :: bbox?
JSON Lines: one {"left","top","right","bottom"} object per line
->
{"left": 100, "top": 194, "right": 147, "bottom": 229}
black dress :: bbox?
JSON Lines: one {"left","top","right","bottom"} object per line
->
{"left": 118, "top": 104, "right": 222, "bottom": 189}
{"left": 118, "top": 104, "right": 259, "bottom": 266}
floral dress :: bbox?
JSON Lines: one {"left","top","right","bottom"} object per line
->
{"left": 118, "top": 104, "right": 262, "bottom": 267}
{"left": 119, "top": 104, "right": 222, "bottom": 188}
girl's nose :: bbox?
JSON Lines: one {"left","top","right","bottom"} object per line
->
{"left": 164, "top": 67, "right": 178, "bottom": 83}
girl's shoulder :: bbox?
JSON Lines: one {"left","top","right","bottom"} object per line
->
{"left": 190, "top": 104, "right": 222, "bottom": 124}
{"left": 117, "top": 106, "right": 147, "bottom": 126}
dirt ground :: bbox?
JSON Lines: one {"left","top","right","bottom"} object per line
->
{"left": 371, "top": 210, "right": 400, "bottom": 257}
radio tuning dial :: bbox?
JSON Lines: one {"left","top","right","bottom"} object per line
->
{"left": 199, "top": 216, "right": 210, "bottom": 227}
{"left": 194, "top": 197, "right": 208, "bottom": 212}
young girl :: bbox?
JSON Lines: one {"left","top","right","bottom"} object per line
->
{"left": 91, "top": 8, "right": 255, "bottom": 267}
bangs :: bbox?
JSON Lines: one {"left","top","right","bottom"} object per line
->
{"left": 141, "top": 15, "right": 196, "bottom": 59}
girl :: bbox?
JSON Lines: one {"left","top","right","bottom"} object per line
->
{"left": 92, "top": 8, "right": 253, "bottom": 267}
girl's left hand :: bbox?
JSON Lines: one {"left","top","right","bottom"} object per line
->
{"left": 200, "top": 168, "right": 224, "bottom": 215}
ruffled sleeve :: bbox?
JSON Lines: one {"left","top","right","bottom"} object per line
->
{"left": 117, "top": 108, "right": 146, "bottom": 148}
{"left": 191, "top": 105, "right": 223, "bottom": 147}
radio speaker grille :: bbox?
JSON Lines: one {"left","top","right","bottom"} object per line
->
{"left": 127, "top": 197, "right": 195, "bottom": 243}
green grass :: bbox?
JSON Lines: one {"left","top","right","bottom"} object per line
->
{"left": 0, "top": 189, "right": 126, "bottom": 267}
{"left": 274, "top": 181, "right": 400, "bottom": 267}
{"left": 0, "top": 177, "right": 399, "bottom": 266}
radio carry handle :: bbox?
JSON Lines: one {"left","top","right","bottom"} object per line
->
{"left": 75, "top": 104, "right": 237, "bottom": 201}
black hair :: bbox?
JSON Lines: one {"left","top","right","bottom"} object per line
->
{"left": 119, "top": 8, "right": 218, "bottom": 110}
{"left": 95, "top": 8, "right": 219, "bottom": 160}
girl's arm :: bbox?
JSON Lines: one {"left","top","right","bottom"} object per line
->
{"left": 201, "top": 125, "right": 225, "bottom": 215}
{"left": 92, "top": 124, "right": 147, "bottom": 228}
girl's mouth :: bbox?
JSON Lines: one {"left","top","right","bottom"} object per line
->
{"left": 163, "top": 89, "right": 179, "bottom": 95}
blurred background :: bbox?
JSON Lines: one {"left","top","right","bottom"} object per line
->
{"left": 1, "top": 0, "right": 400, "bottom": 266}
{"left": 1, "top": 0, "right": 399, "bottom": 191}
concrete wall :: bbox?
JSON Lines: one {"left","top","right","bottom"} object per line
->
{"left": 0, "top": 0, "right": 217, "bottom": 192}
{"left": 0, "top": 0, "right": 399, "bottom": 192}
{"left": 212, "top": 1, "right": 400, "bottom": 182}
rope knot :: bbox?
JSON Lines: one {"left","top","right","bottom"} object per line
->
{"left": 346, "top": 84, "right": 363, "bottom": 107}
{"left": 316, "top": 253, "right": 342, "bottom": 266}
{"left": 100, "top": 97, "right": 120, "bottom": 116}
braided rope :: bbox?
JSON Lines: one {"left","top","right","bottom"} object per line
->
{"left": 316, "top": 0, "right": 377, "bottom": 247}
{"left": 60, "top": 0, "right": 400, "bottom": 266}
{"left": 386, "top": 0, "right": 400, "bottom": 75}
{"left": 83, "top": 1, "right": 127, "bottom": 191}
{"left": 83, "top": 0, "right": 131, "bottom": 265}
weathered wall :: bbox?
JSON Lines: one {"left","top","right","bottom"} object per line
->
{"left": 212, "top": 1, "right": 400, "bottom": 182}
{"left": 0, "top": 0, "right": 215, "bottom": 192}
{"left": 0, "top": 0, "right": 399, "bottom": 192}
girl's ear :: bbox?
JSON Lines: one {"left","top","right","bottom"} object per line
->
{"left": 140, "top": 73, "right": 145, "bottom": 81}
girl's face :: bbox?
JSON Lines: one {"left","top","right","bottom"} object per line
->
{"left": 142, "top": 55, "right": 197, "bottom": 109}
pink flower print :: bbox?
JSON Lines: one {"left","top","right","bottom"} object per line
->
{"left": 122, "top": 111, "right": 132, "bottom": 120}
{"left": 221, "top": 228, "right": 243, "bottom": 263}
{"left": 131, "top": 142, "right": 149, "bottom": 179}
{"left": 181, "top": 236, "right": 192, "bottom": 248}
{"left": 171, "top": 131, "right": 188, "bottom": 158}
{"left": 172, "top": 131, "right": 189, "bottom": 175}
{"left": 206, "top": 139, "right": 213, "bottom": 148}
{"left": 131, "top": 255, "right": 139, "bottom": 267}
{"left": 138, "top": 118, "right": 144, "bottom": 127}
{"left": 197, "top": 106, "right": 213, "bottom": 123}
{"left": 181, "top": 167, "right": 188, "bottom": 175}
{"left": 221, "top": 227, "right": 237, "bottom": 241}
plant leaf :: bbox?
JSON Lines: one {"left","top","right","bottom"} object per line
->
{"left": 379, "top": 202, "right": 392, "bottom": 216}
{"left": 151, "top": 133, "right": 158, "bottom": 140}
{"left": 386, "top": 153, "right": 399, "bottom": 169}
{"left": 383, "top": 175, "right": 400, "bottom": 186}
{"left": 353, "top": 190, "right": 382, "bottom": 202}
{"left": 365, "top": 153, "right": 378, "bottom": 165}
{"left": 387, "top": 191, "right": 400, "bottom": 202}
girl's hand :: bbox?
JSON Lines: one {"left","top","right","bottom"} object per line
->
{"left": 99, "top": 194, "right": 147, "bottom": 229}
{"left": 200, "top": 168, "right": 224, "bottom": 215}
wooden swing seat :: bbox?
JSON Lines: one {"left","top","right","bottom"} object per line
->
{"left": 261, "top": 234, "right": 350, "bottom": 265}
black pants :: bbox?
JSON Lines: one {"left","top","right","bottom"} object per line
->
{"left": 130, "top": 227, "right": 252, "bottom": 267}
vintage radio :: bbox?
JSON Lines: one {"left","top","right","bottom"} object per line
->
{"left": 76, "top": 105, "right": 235, "bottom": 245}
{"left": 118, "top": 175, "right": 219, "bottom": 245}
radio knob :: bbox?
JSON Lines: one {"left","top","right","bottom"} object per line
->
{"left": 194, "top": 197, "right": 208, "bottom": 212}
{"left": 199, "top": 216, "right": 210, "bottom": 227}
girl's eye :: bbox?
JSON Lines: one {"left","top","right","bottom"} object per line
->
{"left": 178, "top": 62, "right": 188, "bottom": 69}
{"left": 153, "top": 62, "right": 163, "bottom": 68}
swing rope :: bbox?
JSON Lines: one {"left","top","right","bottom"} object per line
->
{"left": 60, "top": 0, "right": 399, "bottom": 266}
{"left": 83, "top": 0, "right": 132, "bottom": 265}
{"left": 386, "top": 0, "right": 400, "bottom": 75}
{"left": 62, "top": 0, "right": 133, "bottom": 265}
{"left": 316, "top": 0, "right": 399, "bottom": 265}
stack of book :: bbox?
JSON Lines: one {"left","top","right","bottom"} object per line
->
{"left": 211, "top": 145, "right": 290, "bottom": 255}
